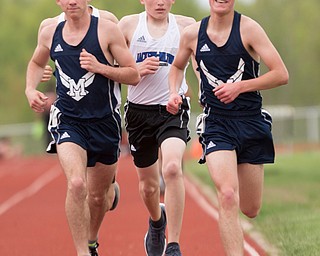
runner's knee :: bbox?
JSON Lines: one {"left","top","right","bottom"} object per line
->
{"left": 68, "top": 177, "right": 87, "bottom": 201}
{"left": 88, "top": 192, "right": 106, "bottom": 208}
{"left": 139, "top": 180, "right": 158, "bottom": 199}
{"left": 218, "top": 188, "right": 239, "bottom": 211}
{"left": 240, "top": 203, "right": 261, "bottom": 218}
{"left": 162, "top": 160, "right": 182, "bottom": 182}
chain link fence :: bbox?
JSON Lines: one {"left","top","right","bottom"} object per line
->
{"left": 1, "top": 105, "right": 320, "bottom": 156}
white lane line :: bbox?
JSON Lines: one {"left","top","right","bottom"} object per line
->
{"left": 184, "top": 176, "right": 260, "bottom": 256}
{"left": 0, "top": 165, "right": 61, "bottom": 216}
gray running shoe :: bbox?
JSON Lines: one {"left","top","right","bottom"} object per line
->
{"left": 144, "top": 203, "right": 167, "bottom": 256}
{"left": 110, "top": 181, "right": 120, "bottom": 211}
{"left": 165, "top": 243, "right": 181, "bottom": 256}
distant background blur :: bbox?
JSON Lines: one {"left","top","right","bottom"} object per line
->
{"left": 1, "top": 0, "right": 319, "bottom": 155}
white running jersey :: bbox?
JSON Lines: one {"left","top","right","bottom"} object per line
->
{"left": 57, "top": 5, "right": 100, "bottom": 23}
{"left": 128, "top": 12, "right": 188, "bottom": 105}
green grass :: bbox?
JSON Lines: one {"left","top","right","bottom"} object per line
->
{"left": 184, "top": 150, "right": 320, "bottom": 256}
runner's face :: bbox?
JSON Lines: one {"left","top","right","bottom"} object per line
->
{"left": 140, "top": 0, "right": 175, "bottom": 20}
{"left": 210, "top": 0, "right": 235, "bottom": 14}
{"left": 56, "top": 0, "right": 88, "bottom": 17}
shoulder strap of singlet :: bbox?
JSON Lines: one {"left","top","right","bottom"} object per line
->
{"left": 89, "top": 5, "right": 100, "bottom": 18}
{"left": 233, "top": 11, "right": 240, "bottom": 31}
{"left": 200, "top": 16, "right": 210, "bottom": 31}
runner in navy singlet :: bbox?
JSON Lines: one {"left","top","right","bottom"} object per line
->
{"left": 167, "top": 0, "right": 289, "bottom": 255}
{"left": 25, "top": 1, "right": 139, "bottom": 255}
{"left": 37, "top": 6, "right": 121, "bottom": 254}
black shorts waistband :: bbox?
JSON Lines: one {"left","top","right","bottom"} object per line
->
{"left": 127, "top": 95, "right": 186, "bottom": 112}
{"left": 127, "top": 101, "right": 167, "bottom": 111}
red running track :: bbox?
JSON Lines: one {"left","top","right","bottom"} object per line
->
{"left": 0, "top": 155, "right": 267, "bottom": 255}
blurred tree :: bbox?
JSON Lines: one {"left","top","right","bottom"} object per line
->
{"left": 236, "top": 0, "right": 320, "bottom": 106}
{"left": 0, "top": 0, "right": 319, "bottom": 124}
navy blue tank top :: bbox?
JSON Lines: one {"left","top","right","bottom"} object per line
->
{"left": 196, "top": 11, "right": 262, "bottom": 113}
{"left": 50, "top": 16, "right": 120, "bottom": 119}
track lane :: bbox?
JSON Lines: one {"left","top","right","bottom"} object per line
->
{"left": 0, "top": 155, "right": 267, "bottom": 255}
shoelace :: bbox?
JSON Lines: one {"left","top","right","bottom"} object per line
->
{"left": 165, "top": 245, "right": 181, "bottom": 256}
{"left": 150, "top": 225, "right": 165, "bottom": 244}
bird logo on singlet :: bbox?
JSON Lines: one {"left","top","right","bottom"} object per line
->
{"left": 200, "top": 58, "right": 245, "bottom": 88}
{"left": 55, "top": 60, "right": 95, "bottom": 101}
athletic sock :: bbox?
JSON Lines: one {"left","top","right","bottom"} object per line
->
{"left": 88, "top": 240, "right": 98, "bottom": 248}
{"left": 151, "top": 211, "right": 165, "bottom": 228}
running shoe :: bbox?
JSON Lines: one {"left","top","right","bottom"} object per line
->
{"left": 110, "top": 181, "right": 120, "bottom": 211}
{"left": 160, "top": 174, "right": 166, "bottom": 196}
{"left": 144, "top": 203, "right": 167, "bottom": 256}
{"left": 165, "top": 242, "right": 181, "bottom": 256}
{"left": 88, "top": 242, "right": 99, "bottom": 256}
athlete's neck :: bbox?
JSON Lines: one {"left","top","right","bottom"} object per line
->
{"left": 146, "top": 14, "right": 169, "bottom": 39}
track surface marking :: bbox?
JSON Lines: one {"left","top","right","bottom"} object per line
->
{"left": 0, "top": 155, "right": 267, "bottom": 255}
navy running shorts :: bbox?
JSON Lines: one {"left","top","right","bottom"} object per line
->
{"left": 47, "top": 106, "right": 121, "bottom": 167}
{"left": 197, "top": 108, "right": 275, "bottom": 164}
{"left": 124, "top": 97, "right": 190, "bottom": 168}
